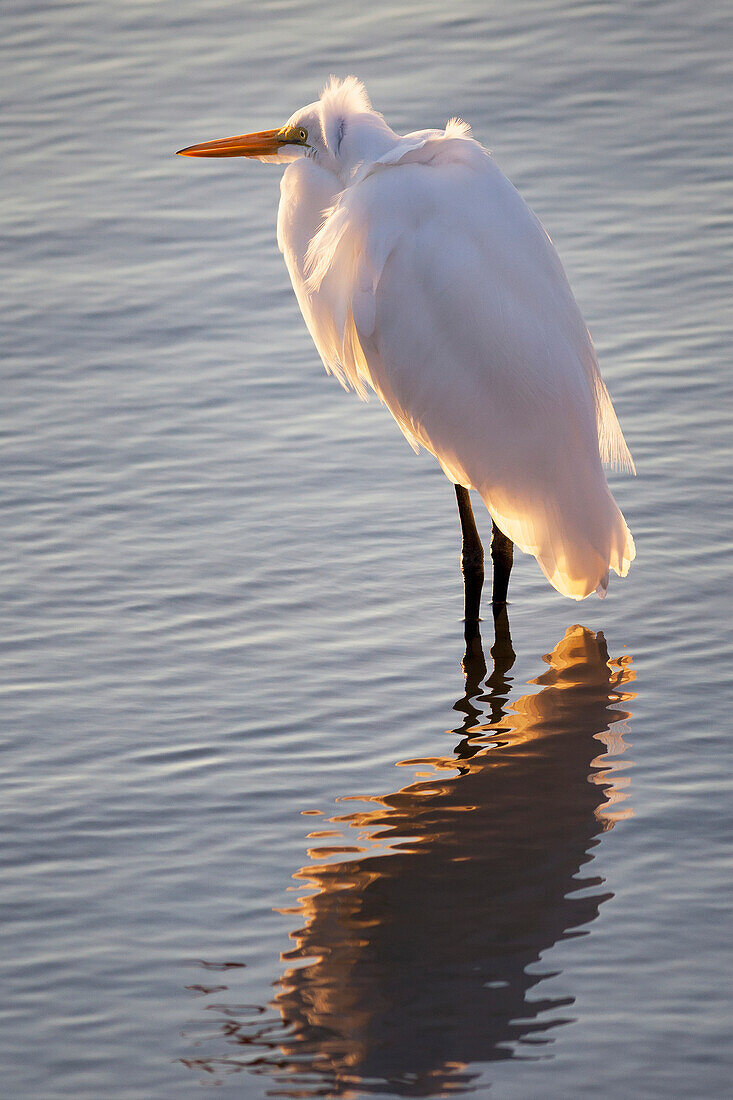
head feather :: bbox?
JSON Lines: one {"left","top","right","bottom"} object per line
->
{"left": 318, "top": 76, "right": 382, "bottom": 161}
{"left": 319, "top": 75, "right": 373, "bottom": 117}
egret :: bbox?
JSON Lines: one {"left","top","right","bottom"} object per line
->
{"left": 178, "top": 76, "right": 635, "bottom": 620}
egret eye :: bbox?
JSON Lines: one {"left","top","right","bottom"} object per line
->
{"left": 298, "top": 128, "right": 307, "bottom": 143}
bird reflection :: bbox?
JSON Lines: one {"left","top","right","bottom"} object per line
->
{"left": 182, "top": 617, "right": 635, "bottom": 1095}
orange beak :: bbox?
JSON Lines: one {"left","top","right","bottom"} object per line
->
{"left": 176, "top": 128, "right": 286, "bottom": 158}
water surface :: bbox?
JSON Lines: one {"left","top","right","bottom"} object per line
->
{"left": 2, "top": 1, "right": 732, "bottom": 1097}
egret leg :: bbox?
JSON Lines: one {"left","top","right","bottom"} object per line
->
{"left": 455, "top": 485, "right": 484, "bottom": 627}
{"left": 491, "top": 521, "right": 514, "bottom": 606}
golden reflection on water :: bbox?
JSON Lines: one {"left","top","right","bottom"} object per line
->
{"left": 183, "top": 621, "right": 635, "bottom": 1095}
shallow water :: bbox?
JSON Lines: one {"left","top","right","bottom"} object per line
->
{"left": 2, "top": 1, "right": 732, "bottom": 1096}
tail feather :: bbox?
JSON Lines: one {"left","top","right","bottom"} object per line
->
{"left": 481, "top": 482, "right": 635, "bottom": 601}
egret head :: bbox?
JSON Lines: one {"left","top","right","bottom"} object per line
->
{"left": 177, "top": 76, "right": 397, "bottom": 182}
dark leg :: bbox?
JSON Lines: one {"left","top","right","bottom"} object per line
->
{"left": 455, "top": 485, "right": 484, "bottom": 627}
{"left": 491, "top": 520, "right": 514, "bottom": 606}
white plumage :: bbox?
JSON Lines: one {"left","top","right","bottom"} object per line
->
{"left": 180, "top": 76, "right": 635, "bottom": 601}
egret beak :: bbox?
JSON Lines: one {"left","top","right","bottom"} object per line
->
{"left": 176, "top": 128, "right": 286, "bottom": 158}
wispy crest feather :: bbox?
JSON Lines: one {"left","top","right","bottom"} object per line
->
{"left": 445, "top": 117, "right": 472, "bottom": 138}
{"left": 320, "top": 75, "right": 373, "bottom": 121}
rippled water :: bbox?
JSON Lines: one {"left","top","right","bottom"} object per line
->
{"left": 2, "top": 1, "right": 732, "bottom": 1096}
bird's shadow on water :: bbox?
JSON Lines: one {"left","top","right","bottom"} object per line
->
{"left": 180, "top": 613, "right": 636, "bottom": 1096}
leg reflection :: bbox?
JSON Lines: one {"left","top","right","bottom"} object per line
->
{"left": 455, "top": 604, "right": 515, "bottom": 760}
{"left": 182, "top": 621, "right": 636, "bottom": 1097}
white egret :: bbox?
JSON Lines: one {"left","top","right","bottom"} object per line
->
{"left": 178, "top": 77, "right": 635, "bottom": 618}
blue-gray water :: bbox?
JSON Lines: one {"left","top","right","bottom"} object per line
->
{"left": 2, "top": 1, "right": 732, "bottom": 1096}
